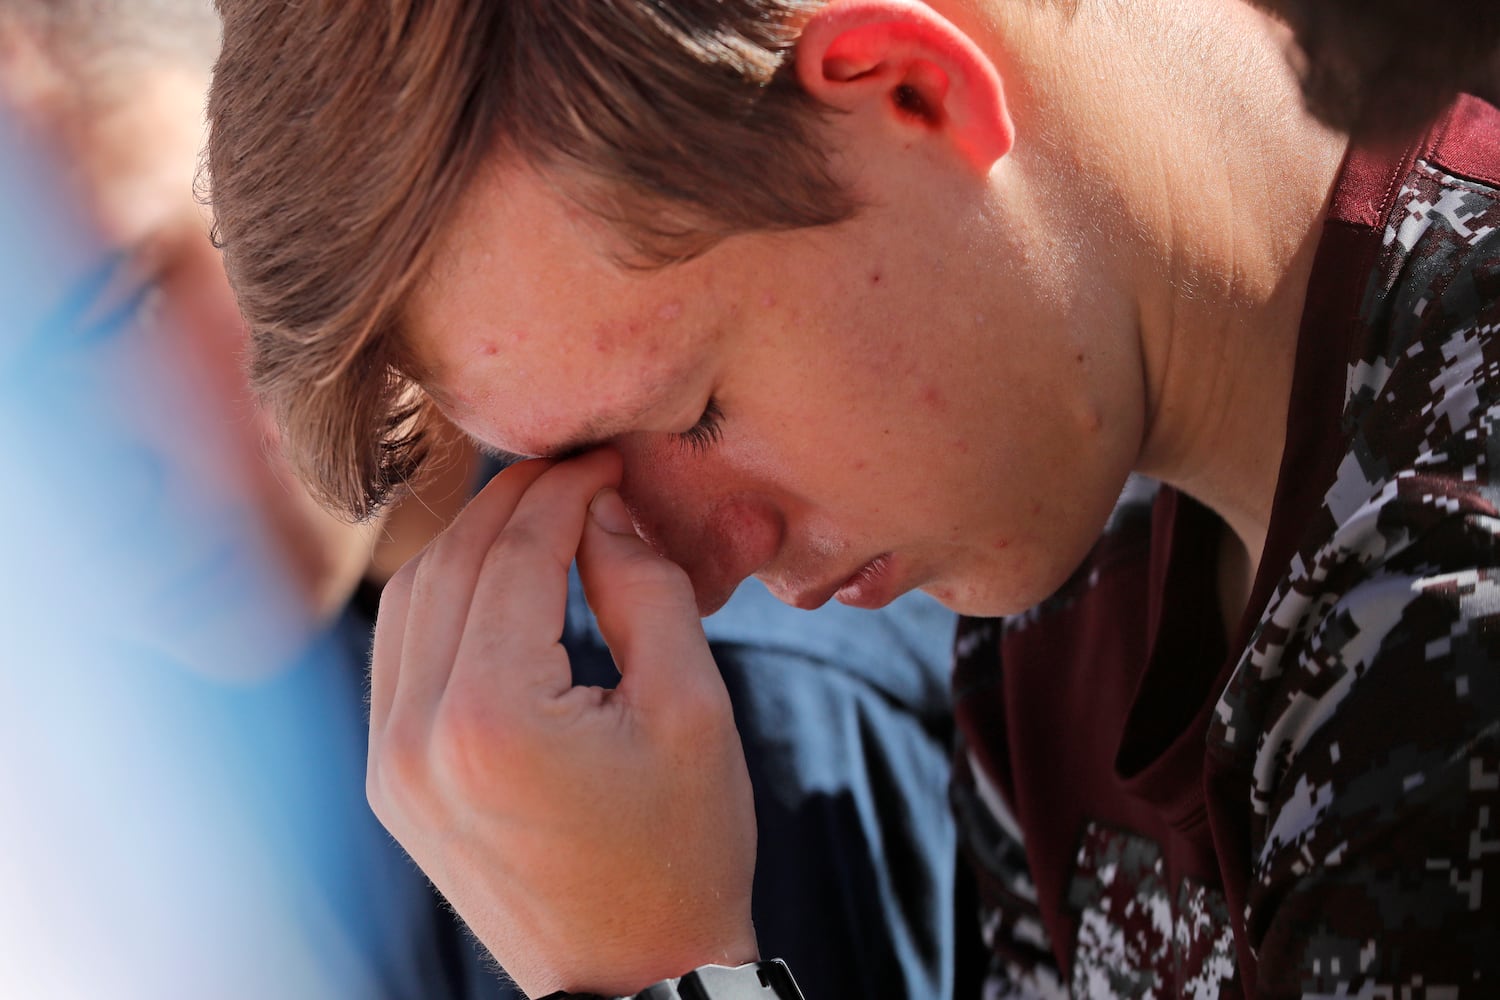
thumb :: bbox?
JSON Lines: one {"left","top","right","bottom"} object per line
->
{"left": 577, "top": 488, "right": 718, "bottom": 702}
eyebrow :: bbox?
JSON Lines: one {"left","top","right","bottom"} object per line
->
{"left": 550, "top": 416, "right": 623, "bottom": 459}
{"left": 425, "top": 356, "right": 693, "bottom": 463}
{"left": 460, "top": 413, "right": 627, "bottom": 468}
{"left": 462, "top": 435, "right": 530, "bottom": 469}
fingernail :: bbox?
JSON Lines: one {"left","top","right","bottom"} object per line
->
{"left": 590, "top": 488, "right": 636, "bottom": 535}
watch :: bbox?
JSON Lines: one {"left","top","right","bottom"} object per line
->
{"left": 539, "top": 959, "right": 805, "bottom": 1000}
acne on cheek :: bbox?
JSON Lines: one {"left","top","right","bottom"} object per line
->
{"left": 591, "top": 319, "right": 632, "bottom": 354}
{"left": 919, "top": 385, "right": 949, "bottom": 413}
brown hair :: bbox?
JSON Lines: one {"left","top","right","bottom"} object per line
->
{"left": 1260, "top": 0, "right": 1500, "bottom": 138}
{"left": 206, "top": 0, "right": 855, "bottom": 521}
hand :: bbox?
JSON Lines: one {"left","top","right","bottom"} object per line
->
{"left": 366, "top": 451, "right": 759, "bottom": 998}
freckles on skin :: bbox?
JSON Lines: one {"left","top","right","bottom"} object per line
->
{"left": 872, "top": 340, "right": 921, "bottom": 380}
{"left": 589, "top": 297, "right": 687, "bottom": 357}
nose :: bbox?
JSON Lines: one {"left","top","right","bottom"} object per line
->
{"left": 617, "top": 461, "right": 784, "bottom": 616}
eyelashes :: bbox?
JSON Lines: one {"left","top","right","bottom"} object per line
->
{"left": 673, "top": 396, "right": 724, "bottom": 455}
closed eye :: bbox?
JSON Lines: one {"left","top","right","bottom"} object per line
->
{"left": 673, "top": 397, "right": 724, "bottom": 455}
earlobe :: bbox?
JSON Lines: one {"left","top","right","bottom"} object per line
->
{"left": 795, "top": 0, "right": 1014, "bottom": 172}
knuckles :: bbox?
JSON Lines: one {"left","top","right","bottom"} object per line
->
{"left": 429, "top": 689, "right": 518, "bottom": 799}
{"left": 486, "top": 519, "right": 571, "bottom": 578}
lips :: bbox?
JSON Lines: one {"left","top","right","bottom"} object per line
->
{"left": 775, "top": 552, "right": 900, "bottom": 611}
{"left": 833, "top": 553, "right": 899, "bottom": 610}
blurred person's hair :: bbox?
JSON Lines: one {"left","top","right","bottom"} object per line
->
{"left": 1261, "top": 0, "right": 1500, "bottom": 137}
{"left": 206, "top": 0, "right": 858, "bottom": 522}
{"left": 1, "top": 0, "right": 221, "bottom": 95}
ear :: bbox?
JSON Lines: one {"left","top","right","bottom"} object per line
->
{"left": 795, "top": 0, "right": 1014, "bottom": 173}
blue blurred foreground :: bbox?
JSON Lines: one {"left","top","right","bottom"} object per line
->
{"left": 0, "top": 112, "right": 442, "bottom": 999}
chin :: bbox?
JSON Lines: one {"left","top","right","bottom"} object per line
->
{"left": 920, "top": 583, "right": 1005, "bottom": 617}
{"left": 922, "top": 560, "right": 1080, "bottom": 618}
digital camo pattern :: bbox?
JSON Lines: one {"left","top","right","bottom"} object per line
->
{"left": 952, "top": 631, "right": 1069, "bottom": 1000}
{"left": 952, "top": 481, "right": 1168, "bottom": 1000}
{"left": 954, "top": 151, "right": 1500, "bottom": 997}
{"left": 1066, "top": 824, "right": 1237, "bottom": 1000}
{"left": 1208, "top": 159, "right": 1500, "bottom": 995}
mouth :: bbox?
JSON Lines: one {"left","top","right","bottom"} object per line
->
{"left": 833, "top": 553, "right": 900, "bottom": 610}
{"left": 779, "top": 552, "right": 900, "bottom": 611}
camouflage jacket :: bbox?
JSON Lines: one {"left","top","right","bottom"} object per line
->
{"left": 952, "top": 97, "right": 1500, "bottom": 998}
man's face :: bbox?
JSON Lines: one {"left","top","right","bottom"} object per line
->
{"left": 406, "top": 157, "right": 1145, "bottom": 617}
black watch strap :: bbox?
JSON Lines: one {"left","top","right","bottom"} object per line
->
{"left": 540, "top": 959, "right": 805, "bottom": 1000}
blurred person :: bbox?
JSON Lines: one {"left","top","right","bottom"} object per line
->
{"left": 0, "top": 0, "right": 381, "bottom": 619}
{"left": 206, "top": 1, "right": 1500, "bottom": 998}
{"left": 0, "top": 3, "right": 463, "bottom": 996}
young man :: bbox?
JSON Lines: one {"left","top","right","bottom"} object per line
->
{"left": 1, "top": 5, "right": 969, "bottom": 998}
{"left": 206, "top": 0, "right": 1500, "bottom": 997}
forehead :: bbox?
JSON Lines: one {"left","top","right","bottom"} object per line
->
{"left": 404, "top": 162, "right": 717, "bottom": 455}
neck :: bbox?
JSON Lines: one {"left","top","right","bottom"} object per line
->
{"left": 989, "top": 0, "right": 1351, "bottom": 629}
{"left": 1040, "top": 0, "right": 1348, "bottom": 581}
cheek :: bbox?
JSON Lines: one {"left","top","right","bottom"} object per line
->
{"left": 614, "top": 440, "right": 764, "bottom": 544}
{"left": 619, "top": 445, "right": 726, "bottom": 517}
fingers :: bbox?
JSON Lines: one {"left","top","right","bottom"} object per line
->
{"left": 369, "top": 457, "right": 557, "bottom": 737}
{"left": 390, "top": 459, "right": 555, "bottom": 722}
{"left": 367, "top": 553, "right": 415, "bottom": 734}
{"left": 370, "top": 452, "right": 620, "bottom": 818}
{"left": 454, "top": 451, "right": 624, "bottom": 694}
{"left": 362, "top": 451, "right": 761, "bottom": 996}
{"left": 575, "top": 487, "right": 718, "bottom": 710}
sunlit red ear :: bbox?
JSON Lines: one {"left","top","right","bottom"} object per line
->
{"left": 795, "top": 0, "right": 1014, "bottom": 172}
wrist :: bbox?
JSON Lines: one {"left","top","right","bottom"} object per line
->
{"left": 581, "top": 924, "right": 760, "bottom": 998}
{"left": 539, "top": 959, "right": 803, "bottom": 1000}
